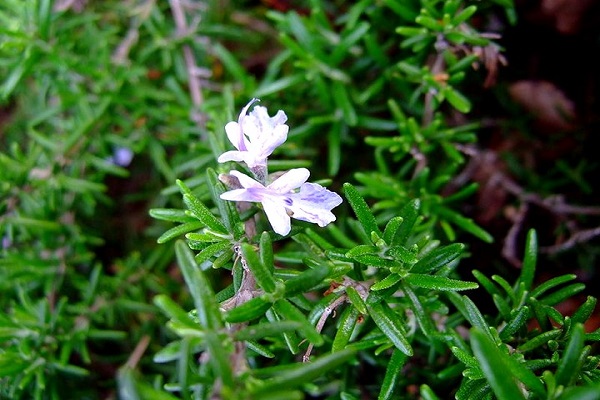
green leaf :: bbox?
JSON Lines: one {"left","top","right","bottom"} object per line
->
{"left": 530, "top": 274, "right": 577, "bottom": 299}
{"left": 250, "top": 349, "right": 356, "bottom": 395}
{"left": 556, "top": 323, "right": 585, "bottom": 387}
{"left": 332, "top": 81, "right": 357, "bottom": 126}
{"left": 284, "top": 264, "right": 330, "bottom": 296}
{"left": 254, "top": 74, "right": 305, "bottom": 97}
{"left": 519, "top": 229, "right": 537, "bottom": 291}
{"left": 157, "top": 221, "right": 204, "bottom": 244}
{"left": 436, "top": 206, "right": 493, "bottom": 243}
{"left": 383, "top": 216, "right": 403, "bottom": 245}
{"left": 558, "top": 384, "right": 600, "bottom": 400}
{"left": 206, "top": 168, "right": 244, "bottom": 239}
{"left": 571, "top": 296, "right": 597, "bottom": 325}
{"left": 352, "top": 254, "right": 400, "bottom": 268}
{"left": 234, "top": 321, "right": 303, "bottom": 341}
{"left": 387, "top": 245, "right": 419, "bottom": 264}
{"left": 391, "top": 199, "right": 420, "bottom": 246}
{"left": 472, "top": 270, "right": 501, "bottom": 297}
{"left": 411, "top": 243, "right": 465, "bottom": 274}
{"left": 368, "top": 302, "right": 413, "bottom": 356}
{"left": 346, "top": 244, "right": 378, "bottom": 258}
{"left": 225, "top": 297, "right": 272, "bottom": 323}
{"left": 177, "top": 180, "right": 228, "bottom": 234}
{"left": 175, "top": 240, "right": 222, "bottom": 329}
{"left": 419, "top": 385, "right": 441, "bottom": 400}
{"left": 371, "top": 274, "right": 403, "bottom": 291}
{"left": 343, "top": 183, "right": 382, "bottom": 238}
{"left": 470, "top": 328, "right": 526, "bottom": 400}
{"left": 212, "top": 42, "right": 253, "bottom": 88}
{"left": 332, "top": 306, "right": 360, "bottom": 352}
{"left": 259, "top": 231, "right": 274, "bottom": 272}
{"left": 153, "top": 295, "right": 199, "bottom": 330}
{"left": 246, "top": 340, "right": 275, "bottom": 358}
{"left": 540, "top": 283, "right": 586, "bottom": 306}
{"left": 405, "top": 274, "right": 478, "bottom": 291}
{"left": 449, "top": 294, "right": 494, "bottom": 341}
{"left": 328, "top": 121, "right": 342, "bottom": 176}
{"left": 273, "top": 299, "right": 323, "bottom": 345}
{"left": 241, "top": 243, "right": 278, "bottom": 294}
{"left": 452, "top": 5, "right": 477, "bottom": 26}
{"left": 204, "top": 331, "right": 233, "bottom": 386}
{"left": 345, "top": 286, "right": 368, "bottom": 315}
{"left": 451, "top": 346, "right": 478, "bottom": 368}
{"left": 194, "top": 240, "right": 232, "bottom": 265}
{"left": 517, "top": 329, "right": 562, "bottom": 352}
{"left": 499, "top": 306, "right": 530, "bottom": 340}
{"left": 403, "top": 284, "right": 436, "bottom": 337}
{"left": 149, "top": 208, "right": 196, "bottom": 223}
{"left": 378, "top": 349, "right": 408, "bottom": 400}
{"left": 454, "top": 378, "right": 489, "bottom": 400}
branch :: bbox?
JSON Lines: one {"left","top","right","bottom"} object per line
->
{"left": 454, "top": 145, "right": 600, "bottom": 264}
{"left": 169, "top": 0, "right": 205, "bottom": 126}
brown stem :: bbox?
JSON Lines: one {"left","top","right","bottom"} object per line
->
{"left": 169, "top": 0, "right": 204, "bottom": 125}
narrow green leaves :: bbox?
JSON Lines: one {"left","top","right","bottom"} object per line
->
{"left": 411, "top": 243, "right": 464, "bottom": 274}
{"left": 391, "top": 199, "right": 420, "bottom": 246}
{"left": 518, "top": 329, "right": 562, "bottom": 352}
{"left": 499, "top": 306, "right": 529, "bottom": 340}
{"left": 273, "top": 300, "right": 323, "bottom": 345}
{"left": 204, "top": 331, "right": 233, "bottom": 387}
{"left": 368, "top": 301, "right": 412, "bottom": 356}
{"left": 404, "top": 274, "right": 478, "bottom": 291}
{"left": 378, "top": 349, "right": 408, "bottom": 400}
{"left": 443, "top": 86, "right": 471, "bottom": 113}
{"left": 225, "top": 297, "right": 272, "bottom": 323}
{"left": 149, "top": 208, "right": 196, "bottom": 223}
{"left": 241, "top": 243, "right": 278, "bottom": 294}
{"left": 284, "top": 264, "right": 330, "bottom": 297}
{"left": 470, "top": 328, "right": 526, "bottom": 400}
{"left": 331, "top": 306, "right": 360, "bottom": 353}
{"left": 555, "top": 323, "right": 585, "bottom": 387}
{"left": 178, "top": 180, "right": 227, "bottom": 234}
{"left": 250, "top": 349, "right": 356, "bottom": 396}
{"left": 157, "top": 221, "right": 204, "bottom": 244}
{"left": 206, "top": 168, "right": 244, "bottom": 239}
{"left": 175, "top": 240, "right": 222, "bottom": 330}
{"left": 259, "top": 232, "right": 274, "bottom": 272}
{"left": 153, "top": 295, "right": 198, "bottom": 330}
{"left": 343, "top": 183, "right": 381, "bottom": 238}
{"left": 234, "top": 321, "right": 303, "bottom": 341}
{"left": 519, "top": 229, "right": 537, "bottom": 291}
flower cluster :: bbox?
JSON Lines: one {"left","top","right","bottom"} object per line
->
{"left": 218, "top": 99, "right": 342, "bottom": 236}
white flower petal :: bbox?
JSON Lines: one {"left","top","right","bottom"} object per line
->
{"left": 229, "top": 170, "right": 264, "bottom": 189}
{"left": 287, "top": 183, "right": 343, "bottom": 227}
{"left": 271, "top": 110, "right": 288, "bottom": 126}
{"left": 262, "top": 199, "right": 291, "bottom": 236}
{"left": 220, "top": 188, "right": 262, "bottom": 203}
{"left": 218, "top": 99, "right": 288, "bottom": 170}
{"left": 218, "top": 150, "right": 246, "bottom": 164}
{"left": 268, "top": 168, "right": 310, "bottom": 192}
{"left": 224, "top": 121, "right": 245, "bottom": 151}
{"left": 238, "top": 98, "right": 259, "bottom": 124}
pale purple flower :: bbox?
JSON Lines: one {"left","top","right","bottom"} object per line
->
{"left": 217, "top": 99, "right": 289, "bottom": 173}
{"left": 111, "top": 147, "right": 134, "bottom": 167}
{"left": 220, "top": 169, "right": 343, "bottom": 236}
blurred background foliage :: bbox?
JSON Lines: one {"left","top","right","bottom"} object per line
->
{"left": 1, "top": 0, "right": 600, "bottom": 398}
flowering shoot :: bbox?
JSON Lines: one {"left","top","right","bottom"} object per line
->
{"left": 220, "top": 169, "right": 342, "bottom": 236}
{"left": 218, "top": 98, "right": 289, "bottom": 182}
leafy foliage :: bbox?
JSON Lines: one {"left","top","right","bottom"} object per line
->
{"left": 1, "top": 0, "right": 599, "bottom": 399}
